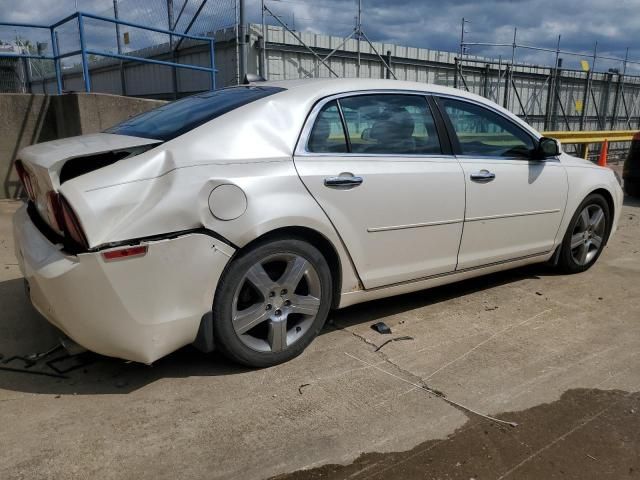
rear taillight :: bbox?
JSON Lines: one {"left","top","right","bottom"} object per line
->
{"left": 46, "top": 191, "right": 65, "bottom": 232}
{"left": 59, "top": 195, "right": 89, "bottom": 250}
{"left": 15, "top": 160, "right": 36, "bottom": 201}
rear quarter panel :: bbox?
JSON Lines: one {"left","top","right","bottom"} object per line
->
{"left": 59, "top": 156, "right": 362, "bottom": 296}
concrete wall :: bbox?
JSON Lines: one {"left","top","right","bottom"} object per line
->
{"left": 0, "top": 92, "right": 165, "bottom": 199}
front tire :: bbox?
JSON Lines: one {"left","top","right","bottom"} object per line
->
{"left": 212, "top": 237, "right": 332, "bottom": 368}
{"left": 557, "top": 193, "right": 610, "bottom": 273}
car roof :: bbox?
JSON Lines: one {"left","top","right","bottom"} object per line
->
{"left": 255, "top": 77, "right": 477, "bottom": 101}
{"left": 249, "top": 78, "right": 538, "bottom": 137}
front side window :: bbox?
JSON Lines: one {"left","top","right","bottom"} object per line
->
{"left": 339, "top": 94, "right": 441, "bottom": 155}
{"left": 307, "top": 101, "right": 348, "bottom": 153}
{"left": 105, "top": 86, "right": 285, "bottom": 141}
{"left": 440, "top": 98, "right": 535, "bottom": 158}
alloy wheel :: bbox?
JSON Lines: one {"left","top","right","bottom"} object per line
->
{"left": 570, "top": 204, "right": 606, "bottom": 266}
{"left": 231, "top": 253, "right": 322, "bottom": 353}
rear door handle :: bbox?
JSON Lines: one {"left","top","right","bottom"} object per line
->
{"left": 470, "top": 170, "right": 496, "bottom": 182}
{"left": 324, "top": 175, "right": 364, "bottom": 188}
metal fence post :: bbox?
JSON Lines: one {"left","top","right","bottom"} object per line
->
{"left": 385, "top": 50, "right": 392, "bottom": 79}
{"left": 551, "top": 58, "right": 563, "bottom": 131}
{"left": 503, "top": 64, "right": 510, "bottom": 108}
{"left": 610, "top": 49, "right": 628, "bottom": 129}
{"left": 239, "top": 0, "right": 247, "bottom": 80}
{"left": 544, "top": 66, "right": 554, "bottom": 130}
{"left": 580, "top": 43, "right": 597, "bottom": 134}
{"left": 77, "top": 13, "right": 91, "bottom": 92}
{"left": 599, "top": 72, "right": 613, "bottom": 130}
{"left": 50, "top": 28, "right": 62, "bottom": 94}
{"left": 113, "top": 0, "right": 126, "bottom": 95}
{"left": 209, "top": 38, "right": 216, "bottom": 90}
{"left": 483, "top": 63, "right": 490, "bottom": 98}
{"left": 579, "top": 70, "right": 591, "bottom": 132}
{"left": 453, "top": 57, "right": 458, "bottom": 89}
{"left": 21, "top": 57, "right": 32, "bottom": 93}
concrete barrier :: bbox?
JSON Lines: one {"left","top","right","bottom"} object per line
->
{"left": 0, "top": 92, "right": 166, "bottom": 199}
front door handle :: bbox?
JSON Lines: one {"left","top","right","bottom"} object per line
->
{"left": 324, "top": 175, "right": 364, "bottom": 188}
{"left": 470, "top": 170, "right": 496, "bottom": 182}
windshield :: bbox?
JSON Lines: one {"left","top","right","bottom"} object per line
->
{"left": 105, "top": 86, "right": 285, "bottom": 141}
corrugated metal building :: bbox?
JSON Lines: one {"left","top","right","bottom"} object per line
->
{"left": 29, "top": 24, "right": 640, "bottom": 132}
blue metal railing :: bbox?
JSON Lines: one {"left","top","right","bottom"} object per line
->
{"left": 0, "top": 11, "right": 216, "bottom": 94}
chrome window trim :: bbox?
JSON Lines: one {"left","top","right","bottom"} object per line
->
{"left": 456, "top": 154, "right": 561, "bottom": 163}
{"left": 295, "top": 89, "right": 452, "bottom": 159}
{"left": 294, "top": 88, "right": 550, "bottom": 161}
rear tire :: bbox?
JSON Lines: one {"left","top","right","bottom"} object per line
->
{"left": 212, "top": 237, "right": 332, "bottom": 368}
{"left": 557, "top": 193, "right": 610, "bottom": 274}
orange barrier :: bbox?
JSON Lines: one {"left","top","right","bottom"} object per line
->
{"left": 598, "top": 139, "right": 609, "bottom": 167}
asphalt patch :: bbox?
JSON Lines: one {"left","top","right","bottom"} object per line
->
{"left": 271, "top": 388, "right": 640, "bottom": 479}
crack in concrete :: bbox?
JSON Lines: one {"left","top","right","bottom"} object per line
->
{"left": 333, "top": 319, "right": 522, "bottom": 427}
{"left": 330, "top": 319, "right": 465, "bottom": 418}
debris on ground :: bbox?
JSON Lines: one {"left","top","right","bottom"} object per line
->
{"left": 375, "top": 336, "right": 414, "bottom": 352}
{"left": 0, "top": 343, "right": 93, "bottom": 379}
{"left": 298, "top": 383, "right": 311, "bottom": 395}
{"left": 371, "top": 322, "right": 392, "bottom": 334}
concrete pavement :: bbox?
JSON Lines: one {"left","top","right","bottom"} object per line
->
{"left": 0, "top": 197, "right": 639, "bottom": 479}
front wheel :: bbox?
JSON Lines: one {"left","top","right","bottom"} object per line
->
{"left": 557, "top": 193, "right": 610, "bottom": 273}
{"left": 212, "top": 238, "right": 332, "bottom": 368}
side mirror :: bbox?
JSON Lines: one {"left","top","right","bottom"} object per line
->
{"left": 537, "top": 137, "right": 561, "bottom": 159}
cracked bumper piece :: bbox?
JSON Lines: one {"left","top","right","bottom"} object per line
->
{"left": 13, "top": 205, "right": 235, "bottom": 364}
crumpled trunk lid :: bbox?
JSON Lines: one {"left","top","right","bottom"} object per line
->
{"left": 17, "top": 133, "right": 161, "bottom": 233}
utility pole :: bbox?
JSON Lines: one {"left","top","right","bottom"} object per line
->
{"left": 238, "top": 0, "right": 247, "bottom": 81}
{"left": 459, "top": 17, "right": 465, "bottom": 58}
{"left": 356, "top": 0, "right": 361, "bottom": 77}
{"left": 261, "top": 0, "right": 267, "bottom": 79}
{"left": 167, "top": 0, "right": 174, "bottom": 37}
{"left": 167, "top": 0, "right": 177, "bottom": 98}
{"left": 505, "top": 27, "right": 517, "bottom": 108}
{"left": 459, "top": 17, "right": 470, "bottom": 57}
{"left": 457, "top": 18, "right": 470, "bottom": 91}
{"left": 114, "top": 0, "right": 126, "bottom": 95}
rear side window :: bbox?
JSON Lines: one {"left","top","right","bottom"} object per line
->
{"left": 440, "top": 97, "right": 535, "bottom": 158}
{"left": 105, "top": 86, "right": 285, "bottom": 141}
{"left": 307, "top": 101, "right": 348, "bottom": 153}
{"left": 339, "top": 94, "right": 441, "bottom": 155}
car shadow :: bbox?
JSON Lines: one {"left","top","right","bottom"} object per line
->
{"left": 325, "top": 263, "right": 551, "bottom": 331}
{"left": 0, "top": 263, "right": 554, "bottom": 396}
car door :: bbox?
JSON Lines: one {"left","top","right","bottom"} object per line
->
{"left": 435, "top": 96, "right": 568, "bottom": 270}
{"left": 294, "top": 92, "right": 465, "bottom": 289}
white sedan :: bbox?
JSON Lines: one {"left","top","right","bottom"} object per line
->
{"left": 13, "top": 79, "right": 623, "bottom": 367}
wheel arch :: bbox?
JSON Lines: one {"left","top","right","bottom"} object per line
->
{"left": 226, "top": 225, "right": 343, "bottom": 309}
{"left": 587, "top": 187, "right": 615, "bottom": 244}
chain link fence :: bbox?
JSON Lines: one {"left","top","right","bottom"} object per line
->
{"left": 0, "top": 0, "right": 236, "bottom": 95}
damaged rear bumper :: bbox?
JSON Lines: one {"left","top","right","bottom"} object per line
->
{"left": 13, "top": 204, "right": 235, "bottom": 364}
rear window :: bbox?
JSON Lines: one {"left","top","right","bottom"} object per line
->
{"left": 105, "top": 86, "right": 285, "bottom": 141}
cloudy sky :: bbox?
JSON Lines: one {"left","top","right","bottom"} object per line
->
{"left": 1, "top": 0, "right": 638, "bottom": 72}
